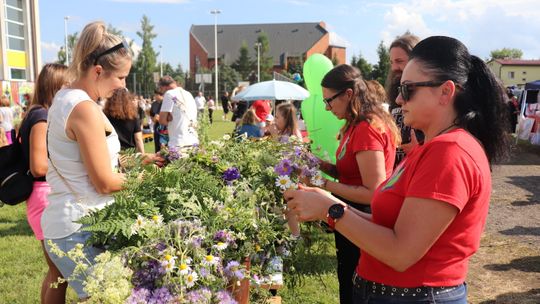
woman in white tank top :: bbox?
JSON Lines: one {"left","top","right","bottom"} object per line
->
{"left": 42, "top": 21, "right": 135, "bottom": 301}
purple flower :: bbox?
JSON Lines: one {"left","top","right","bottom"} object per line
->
{"left": 274, "top": 159, "right": 293, "bottom": 176}
{"left": 224, "top": 261, "right": 245, "bottom": 280}
{"left": 191, "top": 236, "right": 203, "bottom": 248}
{"left": 185, "top": 288, "right": 212, "bottom": 304}
{"left": 213, "top": 230, "right": 235, "bottom": 246}
{"left": 132, "top": 260, "right": 165, "bottom": 289}
{"left": 167, "top": 147, "right": 181, "bottom": 162}
{"left": 148, "top": 287, "right": 174, "bottom": 304}
{"left": 294, "top": 146, "right": 302, "bottom": 157}
{"left": 279, "top": 135, "right": 290, "bottom": 143}
{"left": 198, "top": 267, "right": 211, "bottom": 279}
{"left": 155, "top": 242, "right": 167, "bottom": 253}
{"left": 222, "top": 167, "right": 241, "bottom": 182}
{"left": 214, "top": 290, "right": 238, "bottom": 304}
{"left": 126, "top": 287, "right": 151, "bottom": 304}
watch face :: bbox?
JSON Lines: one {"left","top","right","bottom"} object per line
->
{"left": 328, "top": 204, "right": 345, "bottom": 219}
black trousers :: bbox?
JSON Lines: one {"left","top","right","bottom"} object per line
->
{"left": 334, "top": 196, "right": 371, "bottom": 304}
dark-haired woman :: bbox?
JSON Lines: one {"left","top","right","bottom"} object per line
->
{"left": 285, "top": 36, "right": 510, "bottom": 303}
{"left": 306, "top": 64, "right": 400, "bottom": 303}
{"left": 19, "top": 63, "right": 69, "bottom": 304}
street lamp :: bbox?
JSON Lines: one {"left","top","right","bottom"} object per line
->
{"left": 210, "top": 9, "right": 221, "bottom": 104}
{"left": 64, "top": 16, "right": 70, "bottom": 65}
{"left": 254, "top": 42, "right": 261, "bottom": 83}
{"left": 159, "top": 45, "right": 163, "bottom": 77}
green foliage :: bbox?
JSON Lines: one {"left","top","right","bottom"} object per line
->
{"left": 371, "top": 41, "right": 390, "bottom": 86}
{"left": 131, "top": 15, "right": 158, "bottom": 97}
{"left": 490, "top": 47, "right": 523, "bottom": 60}
{"left": 56, "top": 32, "right": 78, "bottom": 65}
{"left": 351, "top": 53, "right": 373, "bottom": 80}
{"left": 255, "top": 32, "right": 274, "bottom": 81}
{"left": 232, "top": 40, "right": 253, "bottom": 80}
{"left": 217, "top": 63, "right": 240, "bottom": 93}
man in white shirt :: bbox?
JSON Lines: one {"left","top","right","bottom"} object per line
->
{"left": 194, "top": 91, "right": 206, "bottom": 119}
{"left": 158, "top": 76, "right": 199, "bottom": 149}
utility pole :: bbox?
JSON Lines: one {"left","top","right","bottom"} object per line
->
{"left": 210, "top": 9, "right": 221, "bottom": 103}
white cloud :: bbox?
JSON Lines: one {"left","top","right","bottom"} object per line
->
{"left": 381, "top": 6, "right": 433, "bottom": 46}
{"left": 378, "top": 0, "right": 540, "bottom": 59}
{"left": 41, "top": 41, "right": 62, "bottom": 64}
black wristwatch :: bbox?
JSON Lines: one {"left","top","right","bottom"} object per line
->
{"left": 327, "top": 204, "right": 347, "bottom": 230}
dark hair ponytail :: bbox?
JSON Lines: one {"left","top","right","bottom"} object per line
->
{"left": 410, "top": 36, "right": 509, "bottom": 165}
{"left": 455, "top": 55, "right": 509, "bottom": 164}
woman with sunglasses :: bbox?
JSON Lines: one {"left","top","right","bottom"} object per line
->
{"left": 285, "top": 36, "right": 509, "bottom": 303}
{"left": 311, "top": 64, "right": 400, "bottom": 303}
{"left": 41, "top": 21, "right": 159, "bottom": 301}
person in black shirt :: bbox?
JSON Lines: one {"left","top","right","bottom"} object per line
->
{"left": 221, "top": 91, "right": 231, "bottom": 121}
{"left": 103, "top": 89, "right": 144, "bottom": 153}
{"left": 150, "top": 89, "right": 165, "bottom": 152}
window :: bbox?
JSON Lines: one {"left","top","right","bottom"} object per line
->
{"left": 6, "top": 0, "right": 23, "bottom": 8}
{"left": 4, "top": 0, "right": 26, "bottom": 52}
{"left": 522, "top": 71, "right": 527, "bottom": 75}
{"left": 8, "top": 37, "right": 25, "bottom": 51}
{"left": 10, "top": 68, "right": 26, "bottom": 80}
{"left": 508, "top": 71, "right": 515, "bottom": 79}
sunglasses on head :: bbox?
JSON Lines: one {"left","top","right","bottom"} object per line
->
{"left": 93, "top": 39, "right": 130, "bottom": 65}
{"left": 323, "top": 88, "right": 347, "bottom": 107}
{"left": 397, "top": 81, "right": 446, "bottom": 101}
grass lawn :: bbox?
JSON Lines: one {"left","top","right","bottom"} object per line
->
{"left": 0, "top": 109, "right": 339, "bottom": 303}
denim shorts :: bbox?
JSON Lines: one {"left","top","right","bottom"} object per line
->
{"left": 352, "top": 274, "right": 467, "bottom": 304}
{"left": 44, "top": 230, "right": 104, "bottom": 299}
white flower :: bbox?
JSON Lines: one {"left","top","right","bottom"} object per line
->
{"left": 178, "top": 261, "right": 191, "bottom": 275}
{"left": 275, "top": 175, "right": 293, "bottom": 191}
{"left": 185, "top": 271, "right": 199, "bottom": 288}
{"left": 311, "top": 173, "right": 325, "bottom": 187}
{"left": 201, "top": 254, "right": 219, "bottom": 267}
{"left": 150, "top": 214, "right": 163, "bottom": 225}
{"left": 213, "top": 242, "right": 228, "bottom": 251}
{"left": 222, "top": 134, "right": 231, "bottom": 141}
{"left": 130, "top": 215, "right": 148, "bottom": 235}
{"left": 161, "top": 254, "right": 177, "bottom": 272}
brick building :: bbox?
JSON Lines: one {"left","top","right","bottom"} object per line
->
{"left": 189, "top": 21, "right": 346, "bottom": 77}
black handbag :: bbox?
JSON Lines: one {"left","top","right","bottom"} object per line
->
{"left": 0, "top": 130, "right": 34, "bottom": 206}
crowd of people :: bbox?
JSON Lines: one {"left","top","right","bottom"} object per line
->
{"left": 2, "top": 19, "right": 514, "bottom": 304}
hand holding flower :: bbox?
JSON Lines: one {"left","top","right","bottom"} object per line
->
{"left": 284, "top": 184, "right": 335, "bottom": 222}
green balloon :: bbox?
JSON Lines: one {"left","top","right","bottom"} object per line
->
{"left": 301, "top": 54, "right": 343, "bottom": 164}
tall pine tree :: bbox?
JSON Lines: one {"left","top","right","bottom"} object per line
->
{"left": 232, "top": 41, "right": 252, "bottom": 80}
{"left": 371, "top": 41, "right": 390, "bottom": 86}
{"left": 133, "top": 15, "right": 158, "bottom": 97}
{"left": 255, "top": 32, "right": 274, "bottom": 81}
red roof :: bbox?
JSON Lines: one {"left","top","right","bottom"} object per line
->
{"left": 495, "top": 59, "right": 540, "bottom": 66}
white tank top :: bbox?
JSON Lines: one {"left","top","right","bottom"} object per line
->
{"left": 42, "top": 88, "right": 121, "bottom": 239}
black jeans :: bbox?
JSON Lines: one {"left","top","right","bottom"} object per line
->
{"left": 334, "top": 196, "right": 371, "bottom": 304}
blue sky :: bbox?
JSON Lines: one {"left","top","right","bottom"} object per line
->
{"left": 40, "top": 0, "right": 540, "bottom": 71}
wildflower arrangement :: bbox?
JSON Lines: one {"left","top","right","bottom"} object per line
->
{"left": 69, "top": 133, "right": 321, "bottom": 302}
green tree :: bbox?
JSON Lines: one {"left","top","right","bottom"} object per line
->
{"left": 490, "top": 48, "right": 523, "bottom": 60}
{"left": 351, "top": 53, "right": 373, "bottom": 80}
{"left": 371, "top": 41, "right": 390, "bottom": 85}
{"left": 133, "top": 15, "right": 158, "bottom": 97}
{"left": 232, "top": 41, "right": 252, "bottom": 80}
{"left": 56, "top": 32, "right": 78, "bottom": 65}
{"left": 255, "top": 32, "right": 274, "bottom": 81}
{"left": 216, "top": 63, "right": 240, "bottom": 93}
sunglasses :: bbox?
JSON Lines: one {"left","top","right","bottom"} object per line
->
{"left": 397, "top": 81, "right": 445, "bottom": 101}
{"left": 323, "top": 89, "right": 347, "bottom": 107}
{"left": 93, "top": 39, "right": 130, "bottom": 65}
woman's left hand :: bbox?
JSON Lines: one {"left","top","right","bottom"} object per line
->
{"left": 284, "top": 184, "right": 335, "bottom": 222}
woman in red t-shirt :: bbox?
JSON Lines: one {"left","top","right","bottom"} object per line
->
{"left": 310, "top": 64, "right": 400, "bottom": 304}
{"left": 285, "top": 36, "right": 510, "bottom": 303}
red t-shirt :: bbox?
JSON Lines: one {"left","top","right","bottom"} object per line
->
{"left": 357, "top": 128, "right": 491, "bottom": 287}
{"left": 251, "top": 100, "right": 270, "bottom": 122}
{"left": 335, "top": 121, "right": 396, "bottom": 186}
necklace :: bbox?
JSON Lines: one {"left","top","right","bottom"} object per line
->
{"left": 435, "top": 124, "right": 457, "bottom": 137}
